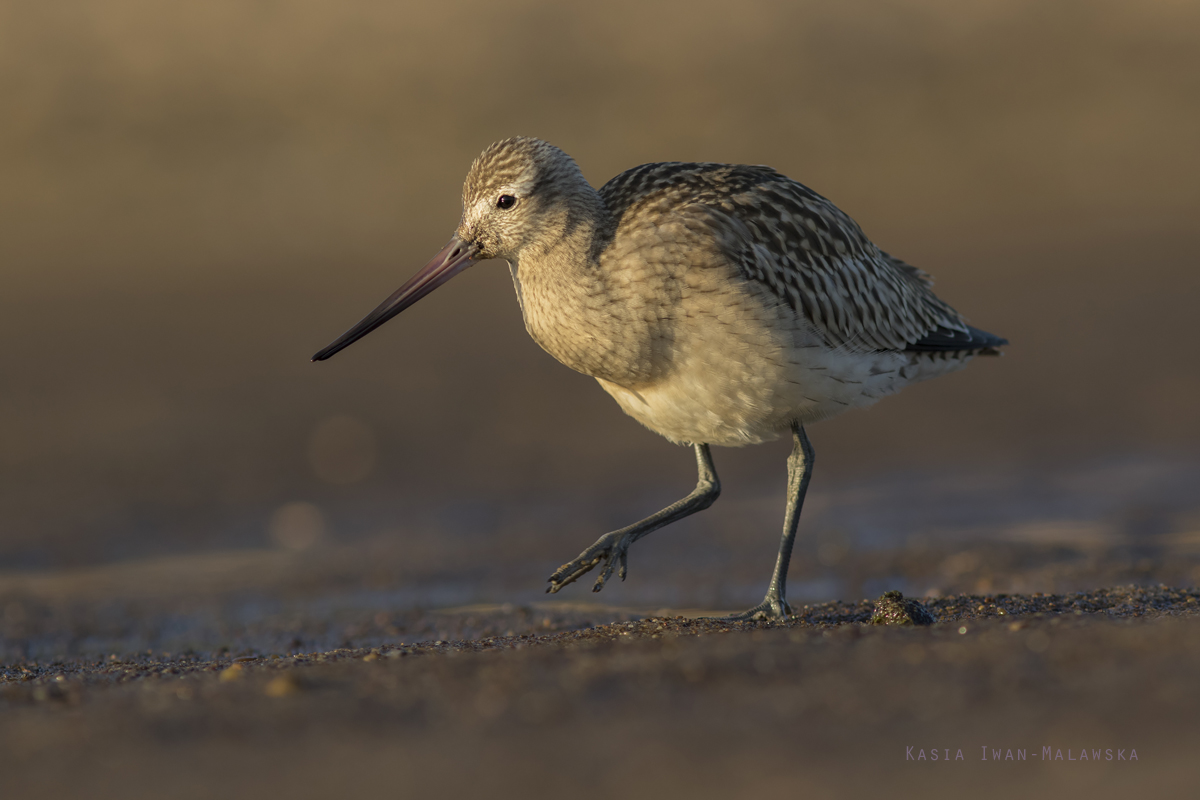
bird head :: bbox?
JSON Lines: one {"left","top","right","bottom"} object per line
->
{"left": 458, "top": 137, "right": 590, "bottom": 261}
{"left": 311, "top": 137, "right": 589, "bottom": 362}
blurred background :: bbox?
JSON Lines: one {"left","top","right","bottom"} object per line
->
{"left": 1, "top": 0, "right": 1198, "bottom": 608}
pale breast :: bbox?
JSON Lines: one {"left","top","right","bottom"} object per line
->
{"left": 591, "top": 268, "right": 978, "bottom": 446}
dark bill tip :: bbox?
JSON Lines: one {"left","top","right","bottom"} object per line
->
{"left": 312, "top": 236, "right": 477, "bottom": 362}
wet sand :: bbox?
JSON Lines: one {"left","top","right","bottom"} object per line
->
{"left": 3, "top": 537, "right": 1198, "bottom": 799}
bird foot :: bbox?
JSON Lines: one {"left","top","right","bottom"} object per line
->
{"left": 546, "top": 531, "right": 633, "bottom": 595}
{"left": 717, "top": 595, "right": 793, "bottom": 622}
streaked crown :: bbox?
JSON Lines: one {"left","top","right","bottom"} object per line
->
{"left": 457, "top": 137, "right": 600, "bottom": 260}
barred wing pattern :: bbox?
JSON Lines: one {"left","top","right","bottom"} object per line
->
{"left": 602, "top": 163, "right": 1001, "bottom": 355}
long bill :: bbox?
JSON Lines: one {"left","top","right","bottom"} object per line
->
{"left": 311, "top": 236, "right": 478, "bottom": 362}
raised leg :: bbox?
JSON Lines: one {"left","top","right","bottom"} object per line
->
{"left": 724, "top": 422, "right": 814, "bottom": 621}
{"left": 547, "top": 443, "right": 720, "bottom": 594}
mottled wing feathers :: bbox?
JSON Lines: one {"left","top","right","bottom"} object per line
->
{"left": 878, "top": 251, "right": 934, "bottom": 287}
{"left": 600, "top": 162, "right": 995, "bottom": 354}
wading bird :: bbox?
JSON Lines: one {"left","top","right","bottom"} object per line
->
{"left": 313, "top": 138, "right": 1005, "bottom": 620}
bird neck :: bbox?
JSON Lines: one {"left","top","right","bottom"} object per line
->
{"left": 509, "top": 191, "right": 656, "bottom": 386}
{"left": 521, "top": 182, "right": 611, "bottom": 263}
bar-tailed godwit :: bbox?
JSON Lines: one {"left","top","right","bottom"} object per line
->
{"left": 314, "top": 137, "right": 1006, "bottom": 620}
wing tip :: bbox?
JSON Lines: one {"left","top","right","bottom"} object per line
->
{"left": 906, "top": 325, "right": 1008, "bottom": 354}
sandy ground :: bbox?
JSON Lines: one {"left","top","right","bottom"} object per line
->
{"left": 3, "top": 532, "right": 1198, "bottom": 799}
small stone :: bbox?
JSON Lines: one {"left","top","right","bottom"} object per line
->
{"left": 218, "top": 664, "right": 244, "bottom": 682}
{"left": 264, "top": 673, "right": 301, "bottom": 697}
{"left": 869, "top": 591, "right": 935, "bottom": 626}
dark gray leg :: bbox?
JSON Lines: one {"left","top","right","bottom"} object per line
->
{"left": 547, "top": 443, "right": 720, "bottom": 594}
{"left": 724, "top": 422, "right": 814, "bottom": 621}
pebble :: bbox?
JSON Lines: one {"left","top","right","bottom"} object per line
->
{"left": 869, "top": 591, "right": 935, "bottom": 626}
{"left": 264, "top": 674, "right": 301, "bottom": 698}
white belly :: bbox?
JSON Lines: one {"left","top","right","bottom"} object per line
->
{"left": 597, "top": 326, "right": 974, "bottom": 447}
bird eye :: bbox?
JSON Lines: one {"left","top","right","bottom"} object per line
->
{"left": 496, "top": 195, "right": 516, "bottom": 210}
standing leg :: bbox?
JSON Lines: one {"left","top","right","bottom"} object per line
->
{"left": 547, "top": 443, "right": 720, "bottom": 594}
{"left": 726, "top": 422, "right": 814, "bottom": 621}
